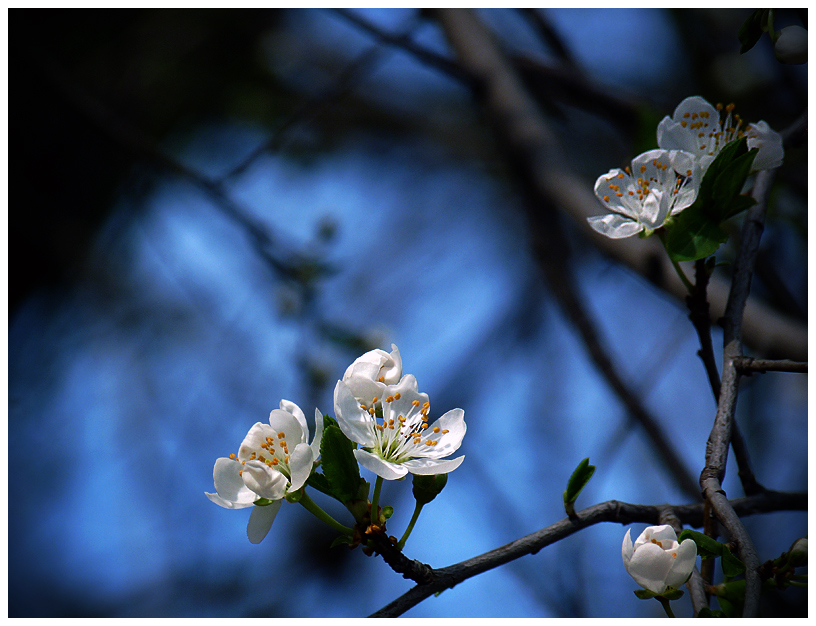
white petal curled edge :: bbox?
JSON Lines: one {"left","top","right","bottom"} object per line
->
{"left": 247, "top": 499, "right": 283, "bottom": 544}
{"left": 279, "top": 399, "right": 309, "bottom": 441}
{"left": 310, "top": 408, "right": 324, "bottom": 461}
{"left": 353, "top": 448, "right": 408, "bottom": 480}
{"left": 587, "top": 214, "right": 643, "bottom": 239}
{"left": 241, "top": 460, "right": 288, "bottom": 501}
{"left": 402, "top": 455, "right": 465, "bottom": 475}
{"left": 622, "top": 528, "right": 634, "bottom": 566}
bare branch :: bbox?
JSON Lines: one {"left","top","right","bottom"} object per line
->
{"left": 699, "top": 169, "right": 778, "bottom": 617}
{"left": 369, "top": 490, "right": 806, "bottom": 617}
{"left": 733, "top": 357, "right": 808, "bottom": 374}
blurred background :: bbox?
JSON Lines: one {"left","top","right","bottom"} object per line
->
{"left": 8, "top": 8, "right": 807, "bottom": 618}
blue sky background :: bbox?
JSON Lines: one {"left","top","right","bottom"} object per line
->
{"left": 8, "top": 8, "right": 807, "bottom": 618}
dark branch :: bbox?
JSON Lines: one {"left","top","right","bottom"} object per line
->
{"left": 733, "top": 357, "right": 808, "bottom": 374}
{"left": 369, "top": 490, "right": 806, "bottom": 617}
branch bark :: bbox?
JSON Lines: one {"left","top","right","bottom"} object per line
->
{"left": 369, "top": 490, "right": 806, "bottom": 617}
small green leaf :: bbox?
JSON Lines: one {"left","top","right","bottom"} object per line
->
{"left": 665, "top": 205, "right": 729, "bottom": 262}
{"left": 320, "top": 424, "right": 362, "bottom": 503}
{"left": 678, "top": 529, "right": 724, "bottom": 559}
{"left": 382, "top": 505, "right": 394, "bottom": 520}
{"left": 634, "top": 588, "right": 658, "bottom": 600}
{"left": 329, "top": 534, "right": 353, "bottom": 549}
{"left": 253, "top": 497, "right": 275, "bottom": 506}
{"left": 306, "top": 471, "right": 334, "bottom": 498}
{"left": 738, "top": 9, "right": 768, "bottom": 54}
{"left": 697, "top": 606, "right": 727, "bottom": 618}
{"left": 563, "top": 458, "right": 595, "bottom": 505}
{"left": 661, "top": 588, "right": 684, "bottom": 601}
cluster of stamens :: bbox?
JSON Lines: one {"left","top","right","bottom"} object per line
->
{"left": 602, "top": 158, "right": 688, "bottom": 206}
{"left": 229, "top": 431, "right": 290, "bottom": 477}
{"left": 649, "top": 538, "right": 678, "bottom": 559}
{"left": 360, "top": 392, "right": 450, "bottom": 461}
{"left": 680, "top": 103, "right": 744, "bottom": 156}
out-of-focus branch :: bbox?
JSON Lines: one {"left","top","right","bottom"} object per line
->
{"left": 34, "top": 52, "right": 322, "bottom": 285}
{"left": 369, "top": 490, "right": 806, "bottom": 617}
{"left": 699, "top": 169, "right": 779, "bottom": 618}
{"left": 433, "top": 8, "right": 700, "bottom": 500}
{"left": 335, "top": 8, "right": 807, "bottom": 361}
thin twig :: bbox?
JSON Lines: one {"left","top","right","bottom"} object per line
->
{"left": 699, "top": 168, "right": 778, "bottom": 617}
{"left": 368, "top": 491, "right": 806, "bottom": 617}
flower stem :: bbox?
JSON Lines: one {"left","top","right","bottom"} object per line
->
{"left": 298, "top": 491, "right": 354, "bottom": 536}
{"left": 657, "top": 596, "right": 676, "bottom": 618}
{"left": 671, "top": 258, "right": 694, "bottom": 293}
{"left": 397, "top": 501, "right": 424, "bottom": 550}
{"left": 370, "top": 476, "right": 384, "bottom": 523}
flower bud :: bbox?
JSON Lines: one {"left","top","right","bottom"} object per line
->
{"left": 412, "top": 473, "right": 448, "bottom": 505}
{"left": 622, "top": 525, "right": 697, "bottom": 595}
{"left": 774, "top": 25, "right": 808, "bottom": 64}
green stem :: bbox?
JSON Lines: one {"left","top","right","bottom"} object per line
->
{"left": 370, "top": 476, "right": 384, "bottom": 524}
{"left": 657, "top": 596, "right": 676, "bottom": 618}
{"left": 397, "top": 501, "right": 424, "bottom": 550}
{"left": 298, "top": 491, "right": 354, "bottom": 536}
{"left": 671, "top": 258, "right": 695, "bottom": 293}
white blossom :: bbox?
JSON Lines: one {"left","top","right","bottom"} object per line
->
{"left": 657, "top": 96, "right": 783, "bottom": 173}
{"left": 774, "top": 25, "right": 807, "bottom": 64}
{"left": 333, "top": 376, "right": 466, "bottom": 480}
{"left": 588, "top": 149, "right": 698, "bottom": 239}
{"left": 342, "top": 343, "right": 404, "bottom": 407}
{"left": 622, "top": 525, "right": 697, "bottom": 595}
{"left": 206, "top": 400, "right": 323, "bottom": 543}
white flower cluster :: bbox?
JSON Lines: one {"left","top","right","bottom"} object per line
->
{"left": 206, "top": 344, "right": 466, "bottom": 543}
{"left": 588, "top": 96, "right": 784, "bottom": 239}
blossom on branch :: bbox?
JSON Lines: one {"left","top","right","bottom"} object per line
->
{"left": 657, "top": 96, "right": 784, "bottom": 173}
{"left": 622, "top": 525, "right": 697, "bottom": 595}
{"left": 206, "top": 400, "right": 324, "bottom": 543}
{"left": 588, "top": 149, "right": 699, "bottom": 239}
{"left": 334, "top": 375, "right": 466, "bottom": 480}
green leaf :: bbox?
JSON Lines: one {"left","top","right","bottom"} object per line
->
{"left": 633, "top": 589, "right": 659, "bottom": 600}
{"left": 253, "top": 497, "right": 276, "bottom": 506}
{"left": 329, "top": 534, "right": 354, "bottom": 549}
{"left": 661, "top": 588, "right": 684, "bottom": 601}
{"left": 738, "top": 9, "right": 768, "bottom": 54}
{"left": 665, "top": 203, "right": 729, "bottom": 262}
{"left": 306, "top": 471, "right": 334, "bottom": 498}
{"left": 320, "top": 424, "right": 362, "bottom": 503}
{"left": 678, "top": 529, "right": 725, "bottom": 559}
{"left": 721, "top": 545, "right": 746, "bottom": 578}
{"left": 697, "top": 606, "right": 727, "bottom": 618}
{"left": 723, "top": 194, "right": 757, "bottom": 221}
{"left": 563, "top": 457, "right": 595, "bottom": 505}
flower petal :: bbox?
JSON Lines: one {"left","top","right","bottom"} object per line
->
{"left": 209, "top": 457, "right": 256, "bottom": 508}
{"left": 334, "top": 380, "right": 376, "bottom": 447}
{"left": 241, "top": 460, "right": 288, "bottom": 500}
{"left": 622, "top": 528, "right": 634, "bottom": 567}
{"left": 353, "top": 448, "right": 408, "bottom": 480}
{"left": 310, "top": 408, "right": 324, "bottom": 461}
{"left": 587, "top": 214, "right": 643, "bottom": 239}
{"left": 267, "top": 409, "right": 306, "bottom": 446}
{"left": 402, "top": 455, "right": 464, "bottom": 475}
{"left": 746, "top": 121, "right": 784, "bottom": 171}
{"left": 665, "top": 538, "right": 698, "bottom": 589}
{"left": 288, "top": 442, "right": 314, "bottom": 492}
{"left": 417, "top": 408, "right": 466, "bottom": 459}
{"left": 279, "top": 399, "right": 309, "bottom": 440}
{"left": 247, "top": 499, "right": 282, "bottom": 544}
{"left": 626, "top": 542, "right": 675, "bottom": 595}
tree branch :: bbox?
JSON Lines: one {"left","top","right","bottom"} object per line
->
{"left": 733, "top": 357, "right": 808, "bottom": 374}
{"left": 369, "top": 490, "right": 806, "bottom": 617}
{"left": 699, "top": 168, "right": 778, "bottom": 617}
